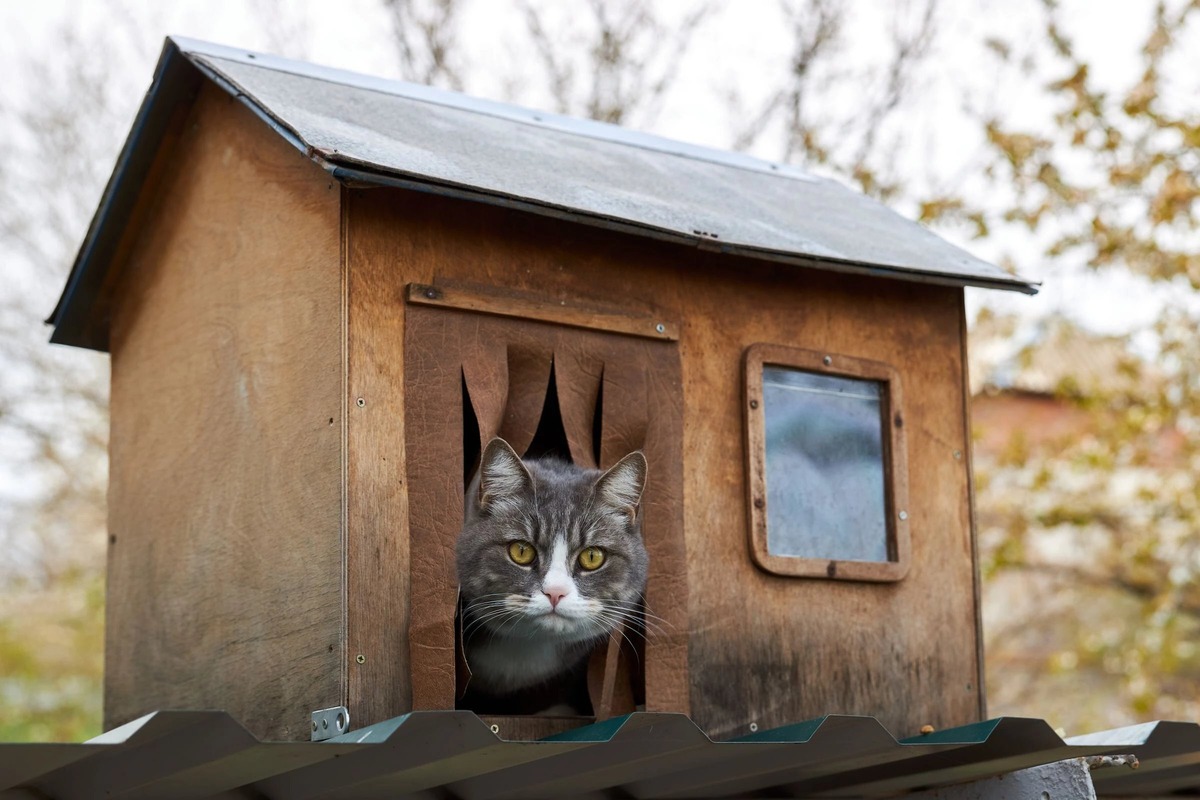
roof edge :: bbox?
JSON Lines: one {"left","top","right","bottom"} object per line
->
{"left": 328, "top": 163, "right": 1040, "bottom": 296}
{"left": 49, "top": 38, "right": 205, "bottom": 351}
{"left": 49, "top": 37, "right": 1038, "bottom": 353}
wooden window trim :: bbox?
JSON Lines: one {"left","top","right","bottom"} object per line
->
{"left": 744, "top": 344, "right": 911, "bottom": 582}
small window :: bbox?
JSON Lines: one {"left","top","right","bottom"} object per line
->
{"left": 744, "top": 345, "right": 909, "bottom": 581}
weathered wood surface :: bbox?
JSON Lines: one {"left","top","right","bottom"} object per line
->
{"left": 106, "top": 83, "right": 344, "bottom": 740}
{"left": 344, "top": 191, "right": 414, "bottom": 733}
{"left": 350, "top": 189, "right": 978, "bottom": 739}
{"left": 406, "top": 282, "right": 678, "bottom": 341}
{"left": 104, "top": 95, "right": 980, "bottom": 742}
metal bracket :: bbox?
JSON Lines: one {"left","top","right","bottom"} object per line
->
{"left": 311, "top": 706, "right": 350, "bottom": 741}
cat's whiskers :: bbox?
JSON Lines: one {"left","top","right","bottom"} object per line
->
{"left": 582, "top": 613, "right": 641, "bottom": 661}
{"left": 605, "top": 599, "right": 675, "bottom": 630}
{"left": 462, "top": 596, "right": 528, "bottom": 640}
{"left": 594, "top": 604, "right": 668, "bottom": 638}
{"left": 590, "top": 608, "right": 662, "bottom": 644}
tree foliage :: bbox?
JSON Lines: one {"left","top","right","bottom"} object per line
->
{"left": 964, "top": 0, "right": 1200, "bottom": 730}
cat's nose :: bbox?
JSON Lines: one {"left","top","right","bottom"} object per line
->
{"left": 544, "top": 587, "right": 569, "bottom": 608}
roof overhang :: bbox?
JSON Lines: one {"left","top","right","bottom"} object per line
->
{"left": 49, "top": 36, "right": 1038, "bottom": 352}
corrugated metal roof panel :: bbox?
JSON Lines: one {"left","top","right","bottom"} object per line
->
{"left": 1, "top": 710, "right": 1192, "bottom": 799}
{"left": 49, "top": 36, "right": 1036, "bottom": 351}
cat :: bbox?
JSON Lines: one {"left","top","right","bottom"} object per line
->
{"left": 455, "top": 437, "right": 649, "bottom": 714}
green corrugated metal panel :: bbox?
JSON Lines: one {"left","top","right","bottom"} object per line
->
{"left": 1, "top": 710, "right": 1190, "bottom": 798}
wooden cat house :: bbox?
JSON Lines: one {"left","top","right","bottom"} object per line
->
{"left": 50, "top": 37, "right": 1037, "bottom": 743}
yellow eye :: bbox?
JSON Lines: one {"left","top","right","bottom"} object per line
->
{"left": 507, "top": 541, "right": 536, "bottom": 565}
{"left": 578, "top": 547, "right": 605, "bottom": 571}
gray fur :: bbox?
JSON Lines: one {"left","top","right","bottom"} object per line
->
{"left": 456, "top": 438, "right": 649, "bottom": 699}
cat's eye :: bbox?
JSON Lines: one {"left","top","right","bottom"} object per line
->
{"left": 578, "top": 547, "right": 605, "bottom": 571}
{"left": 507, "top": 540, "right": 536, "bottom": 565}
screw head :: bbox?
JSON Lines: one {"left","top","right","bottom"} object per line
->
{"left": 953, "top": 450, "right": 963, "bottom": 460}
{"left": 749, "top": 399, "right": 759, "bottom": 409}
{"left": 749, "top": 722, "right": 759, "bottom": 732}
{"left": 490, "top": 724, "right": 500, "bottom": 734}
{"left": 822, "top": 355, "right": 833, "bottom": 366}
{"left": 356, "top": 397, "right": 365, "bottom": 408}
{"left": 655, "top": 323, "right": 666, "bottom": 334}
{"left": 898, "top": 510, "right": 909, "bottom": 521}
{"left": 322, "top": 718, "right": 329, "bottom": 729}
{"left": 356, "top": 654, "right": 366, "bottom": 664}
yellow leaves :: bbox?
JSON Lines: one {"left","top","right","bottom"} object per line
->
{"left": 916, "top": 196, "right": 963, "bottom": 224}
{"left": 1048, "top": 63, "right": 1088, "bottom": 98}
{"left": 1149, "top": 168, "right": 1199, "bottom": 224}
{"left": 985, "top": 122, "right": 1051, "bottom": 172}
{"left": 1122, "top": 72, "right": 1158, "bottom": 117}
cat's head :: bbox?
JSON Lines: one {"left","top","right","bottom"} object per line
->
{"left": 456, "top": 438, "right": 649, "bottom": 644}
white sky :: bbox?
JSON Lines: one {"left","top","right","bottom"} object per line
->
{"left": 2, "top": 0, "right": 1193, "bottom": 339}
{"left": 2, "top": 0, "right": 1190, "bottom": 338}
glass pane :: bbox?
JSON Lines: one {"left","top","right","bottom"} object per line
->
{"left": 762, "top": 366, "right": 889, "bottom": 562}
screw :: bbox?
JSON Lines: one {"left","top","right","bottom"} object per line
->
{"left": 754, "top": 497, "right": 764, "bottom": 509}
{"left": 749, "top": 399, "right": 759, "bottom": 409}
{"left": 490, "top": 724, "right": 500, "bottom": 734}
{"left": 312, "top": 721, "right": 318, "bottom": 732}
{"left": 749, "top": 722, "right": 759, "bottom": 733}
{"left": 356, "top": 398, "right": 365, "bottom": 408}
{"left": 425, "top": 288, "right": 437, "bottom": 299}
{"left": 356, "top": 654, "right": 366, "bottom": 664}
{"left": 823, "top": 355, "right": 832, "bottom": 366}
{"left": 898, "top": 510, "right": 909, "bottom": 521}
{"left": 655, "top": 323, "right": 666, "bottom": 334}
{"left": 322, "top": 718, "right": 329, "bottom": 729}
{"left": 953, "top": 450, "right": 962, "bottom": 460}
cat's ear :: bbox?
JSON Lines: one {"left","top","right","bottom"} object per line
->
{"left": 479, "top": 438, "right": 534, "bottom": 515}
{"left": 594, "top": 451, "right": 647, "bottom": 524}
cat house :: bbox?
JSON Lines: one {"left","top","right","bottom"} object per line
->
{"left": 49, "top": 37, "right": 1036, "bottom": 743}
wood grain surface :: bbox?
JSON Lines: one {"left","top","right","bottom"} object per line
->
{"left": 350, "top": 188, "right": 978, "bottom": 739}
{"left": 106, "top": 83, "right": 344, "bottom": 740}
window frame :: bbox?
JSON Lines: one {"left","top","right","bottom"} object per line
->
{"left": 743, "top": 343, "right": 911, "bottom": 582}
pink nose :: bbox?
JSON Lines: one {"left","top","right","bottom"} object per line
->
{"left": 544, "top": 588, "right": 569, "bottom": 608}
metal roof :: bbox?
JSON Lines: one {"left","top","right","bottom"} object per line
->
{"left": 1, "top": 710, "right": 1194, "bottom": 799}
{"left": 49, "top": 36, "right": 1036, "bottom": 351}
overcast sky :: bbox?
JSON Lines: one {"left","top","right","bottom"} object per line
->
{"left": 1, "top": 0, "right": 1196, "bottom": 338}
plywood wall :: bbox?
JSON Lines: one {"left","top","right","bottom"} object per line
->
{"left": 346, "top": 189, "right": 981, "bottom": 740}
{"left": 102, "top": 85, "right": 980, "bottom": 741}
{"left": 106, "top": 83, "right": 345, "bottom": 740}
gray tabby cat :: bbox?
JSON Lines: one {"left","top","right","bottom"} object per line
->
{"left": 455, "top": 437, "right": 649, "bottom": 714}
